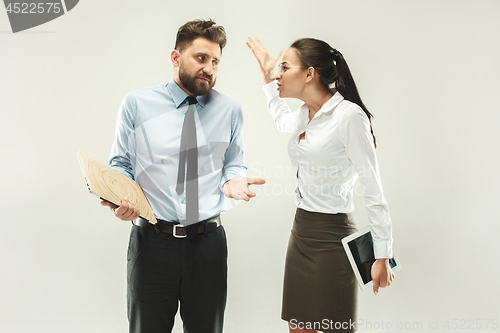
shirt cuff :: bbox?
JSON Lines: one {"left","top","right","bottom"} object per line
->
{"left": 219, "top": 178, "right": 232, "bottom": 192}
{"left": 262, "top": 81, "right": 279, "bottom": 101}
{"left": 373, "top": 240, "right": 393, "bottom": 259}
{"left": 110, "top": 165, "right": 134, "bottom": 180}
{"left": 219, "top": 172, "right": 245, "bottom": 192}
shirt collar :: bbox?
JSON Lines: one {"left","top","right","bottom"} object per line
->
{"left": 316, "top": 91, "right": 345, "bottom": 116}
{"left": 166, "top": 79, "right": 207, "bottom": 109}
{"left": 299, "top": 91, "right": 345, "bottom": 118}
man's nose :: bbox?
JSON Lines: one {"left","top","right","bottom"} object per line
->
{"left": 203, "top": 62, "right": 213, "bottom": 75}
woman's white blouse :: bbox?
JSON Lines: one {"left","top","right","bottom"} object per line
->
{"left": 263, "top": 81, "right": 393, "bottom": 259}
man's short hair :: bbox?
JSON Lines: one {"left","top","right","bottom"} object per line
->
{"left": 175, "top": 19, "right": 227, "bottom": 53}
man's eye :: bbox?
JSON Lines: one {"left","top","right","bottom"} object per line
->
{"left": 212, "top": 60, "right": 218, "bottom": 67}
{"left": 198, "top": 56, "right": 205, "bottom": 61}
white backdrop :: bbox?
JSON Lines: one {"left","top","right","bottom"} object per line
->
{"left": 1, "top": 0, "right": 499, "bottom": 332}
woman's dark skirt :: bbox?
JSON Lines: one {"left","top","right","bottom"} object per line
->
{"left": 282, "top": 208, "right": 358, "bottom": 333}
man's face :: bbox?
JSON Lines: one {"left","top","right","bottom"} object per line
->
{"left": 173, "top": 37, "right": 221, "bottom": 96}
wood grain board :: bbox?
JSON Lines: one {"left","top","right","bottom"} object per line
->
{"left": 77, "top": 151, "right": 157, "bottom": 224}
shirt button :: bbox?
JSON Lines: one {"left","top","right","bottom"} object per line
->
{"left": 181, "top": 199, "right": 186, "bottom": 204}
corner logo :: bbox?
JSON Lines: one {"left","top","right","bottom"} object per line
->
{"left": 3, "top": 0, "right": 79, "bottom": 33}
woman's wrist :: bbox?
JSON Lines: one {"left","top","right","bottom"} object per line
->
{"left": 262, "top": 71, "right": 275, "bottom": 84}
{"left": 375, "top": 258, "right": 390, "bottom": 263}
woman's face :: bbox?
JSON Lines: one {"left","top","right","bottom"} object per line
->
{"left": 275, "top": 48, "right": 307, "bottom": 99}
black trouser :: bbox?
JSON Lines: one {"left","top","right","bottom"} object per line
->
{"left": 126, "top": 223, "right": 228, "bottom": 333}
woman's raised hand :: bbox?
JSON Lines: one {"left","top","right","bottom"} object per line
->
{"left": 246, "top": 37, "right": 284, "bottom": 84}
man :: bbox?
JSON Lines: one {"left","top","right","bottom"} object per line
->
{"left": 100, "top": 19, "right": 264, "bottom": 333}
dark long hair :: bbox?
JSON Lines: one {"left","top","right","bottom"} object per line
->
{"left": 291, "top": 38, "right": 376, "bottom": 148}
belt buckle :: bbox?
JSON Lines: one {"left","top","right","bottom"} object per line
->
{"left": 173, "top": 224, "right": 187, "bottom": 238}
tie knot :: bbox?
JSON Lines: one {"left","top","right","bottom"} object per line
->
{"left": 187, "top": 96, "right": 197, "bottom": 105}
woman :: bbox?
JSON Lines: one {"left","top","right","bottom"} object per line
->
{"left": 246, "top": 37, "right": 395, "bottom": 333}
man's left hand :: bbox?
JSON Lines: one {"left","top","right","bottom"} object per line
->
{"left": 222, "top": 177, "right": 266, "bottom": 202}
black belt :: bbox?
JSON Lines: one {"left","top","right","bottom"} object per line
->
{"left": 133, "top": 216, "right": 221, "bottom": 239}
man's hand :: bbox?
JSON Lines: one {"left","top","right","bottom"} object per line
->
{"left": 100, "top": 198, "right": 140, "bottom": 221}
{"left": 222, "top": 177, "right": 266, "bottom": 202}
{"left": 371, "top": 258, "right": 395, "bottom": 295}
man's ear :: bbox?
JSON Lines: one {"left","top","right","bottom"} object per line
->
{"left": 171, "top": 50, "right": 181, "bottom": 67}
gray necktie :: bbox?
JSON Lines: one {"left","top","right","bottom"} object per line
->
{"left": 176, "top": 96, "right": 199, "bottom": 225}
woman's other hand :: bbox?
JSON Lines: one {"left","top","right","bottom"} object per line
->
{"left": 246, "top": 37, "right": 283, "bottom": 84}
{"left": 371, "top": 258, "right": 395, "bottom": 295}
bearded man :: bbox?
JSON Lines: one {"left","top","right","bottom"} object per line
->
{"left": 101, "top": 19, "right": 264, "bottom": 333}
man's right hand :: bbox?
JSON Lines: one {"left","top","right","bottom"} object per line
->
{"left": 100, "top": 198, "right": 140, "bottom": 221}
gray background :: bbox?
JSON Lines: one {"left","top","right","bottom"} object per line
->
{"left": 1, "top": 0, "right": 499, "bottom": 332}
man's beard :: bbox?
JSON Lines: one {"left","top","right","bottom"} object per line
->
{"left": 178, "top": 65, "right": 216, "bottom": 96}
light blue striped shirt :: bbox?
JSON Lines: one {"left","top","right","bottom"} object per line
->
{"left": 109, "top": 79, "right": 246, "bottom": 222}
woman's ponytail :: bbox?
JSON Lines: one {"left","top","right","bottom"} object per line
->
{"left": 333, "top": 50, "right": 376, "bottom": 148}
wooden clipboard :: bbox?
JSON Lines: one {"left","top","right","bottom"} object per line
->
{"left": 76, "top": 151, "right": 157, "bottom": 224}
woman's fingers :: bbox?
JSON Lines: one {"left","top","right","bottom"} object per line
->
{"left": 247, "top": 37, "right": 283, "bottom": 63}
{"left": 254, "top": 37, "right": 266, "bottom": 52}
{"left": 254, "top": 38, "right": 283, "bottom": 61}
{"left": 247, "top": 37, "right": 270, "bottom": 59}
{"left": 246, "top": 37, "right": 260, "bottom": 54}
{"left": 247, "top": 37, "right": 283, "bottom": 83}
{"left": 276, "top": 50, "right": 284, "bottom": 60}
{"left": 247, "top": 37, "right": 257, "bottom": 48}
{"left": 248, "top": 37, "right": 263, "bottom": 52}
{"left": 246, "top": 41, "right": 260, "bottom": 62}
